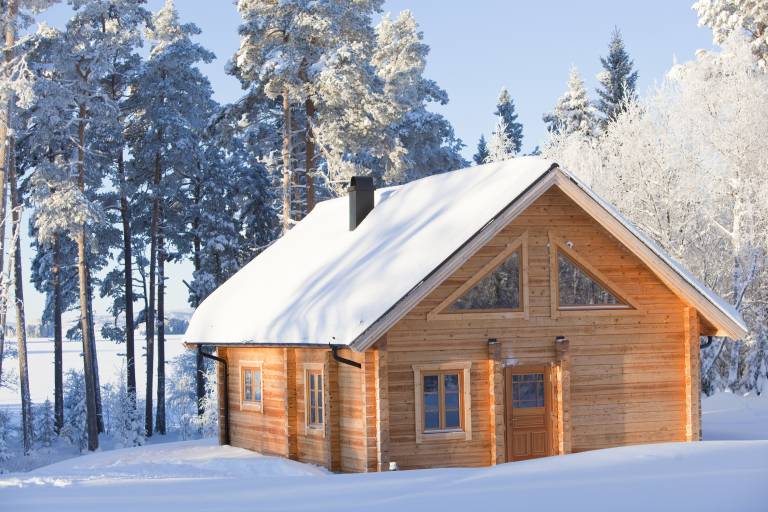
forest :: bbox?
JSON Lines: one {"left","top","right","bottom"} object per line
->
{"left": 0, "top": 0, "right": 765, "bottom": 467}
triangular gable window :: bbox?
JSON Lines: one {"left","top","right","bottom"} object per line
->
{"left": 557, "top": 251, "right": 627, "bottom": 308}
{"left": 448, "top": 250, "right": 521, "bottom": 311}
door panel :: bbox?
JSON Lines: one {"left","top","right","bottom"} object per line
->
{"left": 505, "top": 365, "right": 554, "bottom": 461}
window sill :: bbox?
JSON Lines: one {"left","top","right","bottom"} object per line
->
{"left": 239, "top": 401, "right": 263, "bottom": 413}
{"left": 305, "top": 424, "right": 325, "bottom": 437}
{"left": 418, "top": 429, "right": 469, "bottom": 442}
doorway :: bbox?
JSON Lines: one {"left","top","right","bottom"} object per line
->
{"left": 505, "top": 365, "right": 554, "bottom": 461}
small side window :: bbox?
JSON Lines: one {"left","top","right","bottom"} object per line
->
{"left": 306, "top": 369, "right": 324, "bottom": 429}
{"left": 240, "top": 364, "right": 263, "bottom": 411}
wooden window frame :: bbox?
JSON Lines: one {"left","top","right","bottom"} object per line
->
{"left": 303, "top": 363, "right": 325, "bottom": 436}
{"left": 548, "top": 231, "right": 643, "bottom": 318}
{"left": 239, "top": 361, "right": 263, "bottom": 413}
{"left": 427, "top": 232, "right": 529, "bottom": 321}
{"left": 412, "top": 362, "right": 472, "bottom": 443}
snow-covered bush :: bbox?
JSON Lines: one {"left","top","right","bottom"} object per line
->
{"left": 103, "top": 372, "right": 145, "bottom": 448}
{"left": 545, "top": 37, "right": 768, "bottom": 394}
{"left": 61, "top": 370, "right": 88, "bottom": 451}
{"left": 33, "top": 399, "right": 56, "bottom": 448}
{"left": 0, "top": 409, "right": 12, "bottom": 462}
{"left": 167, "top": 350, "right": 217, "bottom": 439}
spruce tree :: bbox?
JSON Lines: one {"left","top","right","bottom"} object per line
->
{"left": 494, "top": 88, "right": 523, "bottom": 154}
{"left": 543, "top": 66, "right": 598, "bottom": 137}
{"left": 473, "top": 135, "right": 489, "bottom": 165}
{"left": 485, "top": 118, "right": 516, "bottom": 163}
{"left": 596, "top": 28, "right": 638, "bottom": 123}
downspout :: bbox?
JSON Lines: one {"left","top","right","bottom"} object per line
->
{"left": 330, "top": 345, "right": 361, "bottom": 369}
{"left": 198, "top": 347, "right": 230, "bottom": 445}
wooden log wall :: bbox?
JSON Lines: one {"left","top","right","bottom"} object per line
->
{"left": 382, "top": 185, "right": 695, "bottom": 469}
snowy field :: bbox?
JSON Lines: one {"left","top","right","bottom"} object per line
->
{"left": 0, "top": 334, "right": 189, "bottom": 406}
{"left": 0, "top": 392, "right": 766, "bottom": 511}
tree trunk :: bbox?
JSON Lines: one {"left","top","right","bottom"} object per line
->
{"left": 76, "top": 105, "right": 99, "bottom": 451}
{"left": 305, "top": 97, "right": 315, "bottom": 213}
{"left": 52, "top": 235, "right": 64, "bottom": 433}
{"left": 85, "top": 259, "right": 103, "bottom": 433}
{"left": 155, "top": 211, "right": 166, "bottom": 434}
{"left": 281, "top": 89, "right": 292, "bottom": 234}
{"left": 192, "top": 185, "right": 204, "bottom": 416}
{"left": 118, "top": 150, "right": 136, "bottom": 400}
{"left": 145, "top": 148, "right": 160, "bottom": 437}
{"left": 9, "top": 139, "right": 31, "bottom": 454}
{"left": 0, "top": 0, "right": 18, "bottom": 394}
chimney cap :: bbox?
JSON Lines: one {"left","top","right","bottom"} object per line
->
{"left": 349, "top": 175, "right": 374, "bottom": 190}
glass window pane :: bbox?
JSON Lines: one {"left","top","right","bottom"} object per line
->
{"left": 310, "top": 403, "right": 316, "bottom": 424}
{"left": 445, "top": 409, "right": 460, "bottom": 429}
{"left": 316, "top": 376, "right": 323, "bottom": 410}
{"left": 253, "top": 371, "right": 262, "bottom": 402}
{"left": 424, "top": 410, "right": 439, "bottom": 430}
{"left": 444, "top": 391, "right": 459, "bottom": 409}
{"left": 444, "top": 374, "right": 459, "bottom": 392}
{"left": 558, "top": 252, "right": 622, "bottom": 306}
{"left": 244, "top": 370, "right": 252, "bottom": 401}
{"left": 423, "top": 375, "right": 439, "bottom": 393}
{"left": 423, "top": 392, "right": 439, "bottom": 410}
{"left": 449, "top": 251, "right": 521, "bottom": 310}
{"left": 317, "top": 405, "right": 322, "bottom": 425}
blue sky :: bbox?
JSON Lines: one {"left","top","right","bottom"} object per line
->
{"left": 24, "top": 0, "right": 716, "bottom": 321}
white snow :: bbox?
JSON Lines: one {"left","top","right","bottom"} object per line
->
{"left": 2, "top": 392, "right": 767, "bottom": 511}
{"left": 185, "top": 157, "right": 746, "bottom": 347}
{"left": 702, "top": 390, "right": 768, "bottom": 441}
{"left": 185, "top": 157, "right": 555, "bottom": 346}
{"left": 0, "top": 335, "right": 188, "bottom": 406}
{"left": 1, "top": 437, "right": 766, "bottom": 511}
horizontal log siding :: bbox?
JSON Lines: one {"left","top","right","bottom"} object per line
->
{"left": 223, "top": 347, "right": 289, "bottom": 457}
{"left": 384, "top": 186, "right": 690, "bottom": 468}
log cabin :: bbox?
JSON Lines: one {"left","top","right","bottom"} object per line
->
{"left": 184, "top": 157, "right": 747, "bottom": 472}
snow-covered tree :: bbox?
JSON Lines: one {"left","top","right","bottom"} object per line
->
{"left": 103, "top": 371, "right": 144, "bottom": 448}
{"left": 595, "top": 28, "right": 638, "bottom": 123}
{"left": 473, "top": 135, "right": 489, "bottom": 165}
{"left": 61, "top": 369, "right": 88, "bottom": 451}
{"left": 543, "top": 66, "right": 598, "bottom": 137}
{"left": 485, "top": 118, "right": 516, "bottom": 163}
{"left": 125, "top": 0, "right": 215, "bottom": 435}
{"left": 493, "top": 88, "right": 523, "bottom": 154}
{"left": 0, "top": 408, "right": 11, "bottom": 462}
{"left": 33, "top": 399, "right": 56, "bottom": 448}
{"left": 370, "top": 11, "right": 466, "bottom": 183}
{"left": 694, "top": 0, "right": 768, "bottom": 69}
{"left": 545, "top": 38, "right": 768, "bottom": 393}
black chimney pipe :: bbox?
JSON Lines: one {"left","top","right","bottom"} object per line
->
{"left": 348, "top": 176, "right": 374, "bottom": 230}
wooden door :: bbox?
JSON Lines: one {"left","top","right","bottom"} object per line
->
{"left": 505, "top": 365, "right": 552, "bottom": 461}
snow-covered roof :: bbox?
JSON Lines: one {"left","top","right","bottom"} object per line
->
{"left": 184, "top": 157, "right": 747, "bottom": 349}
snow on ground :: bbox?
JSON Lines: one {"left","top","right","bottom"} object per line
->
{"left": 1, "top": 386, "right": 766, "bottom": 511}
{"left": 702, "top": 390, "right": 768, "bottom": 440}
{"left": 0, "top": 334, "right": 188, "bottom": 406}
{"left": 0, "top": 438, "right": 766, "bottom": 512}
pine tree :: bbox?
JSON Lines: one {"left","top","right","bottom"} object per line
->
{"left": 694, "top": 0, "right": 768, "bottom": 69}
{"left": 126, "top": 0, "right": 215, "bottom": 435}
{"left": 33, "top": 399, "right": 56, "bottom": 448}
{"left": 596, "top": 28, "right": 638, "bottom": 123}
{"left": 486, "top": 118, "right": 516, "bottom": 163}
{"left": 62, "top": 369, "right": 88, "bottom": 452}
{"left": 493, "top": 88, "right": 523, "bottom": 154}
{"left": 473, "top": 135, "right": 489, "bottom": 165}
{"left": 371, "top": 11, "right": 466, "bottom": 183}
{"left": 543, "top": 66, "right": 599, "bottom": 137}
{"left": 229, "top": 0, "right": 386, "bottom": 220}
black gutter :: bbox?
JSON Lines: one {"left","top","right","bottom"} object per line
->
{"left": 198, "top": 347, "right": 230, "bottom": 445}
{"left": 331, "top": 345, "right": 362, "bottom": 369}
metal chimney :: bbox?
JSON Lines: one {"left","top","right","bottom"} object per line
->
{"left": 348, "top": 176, "right": 374, "bottom": 230}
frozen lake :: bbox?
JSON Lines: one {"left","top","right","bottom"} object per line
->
{"left": 1, "top": 334, "right": 190, "bottom": 405}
